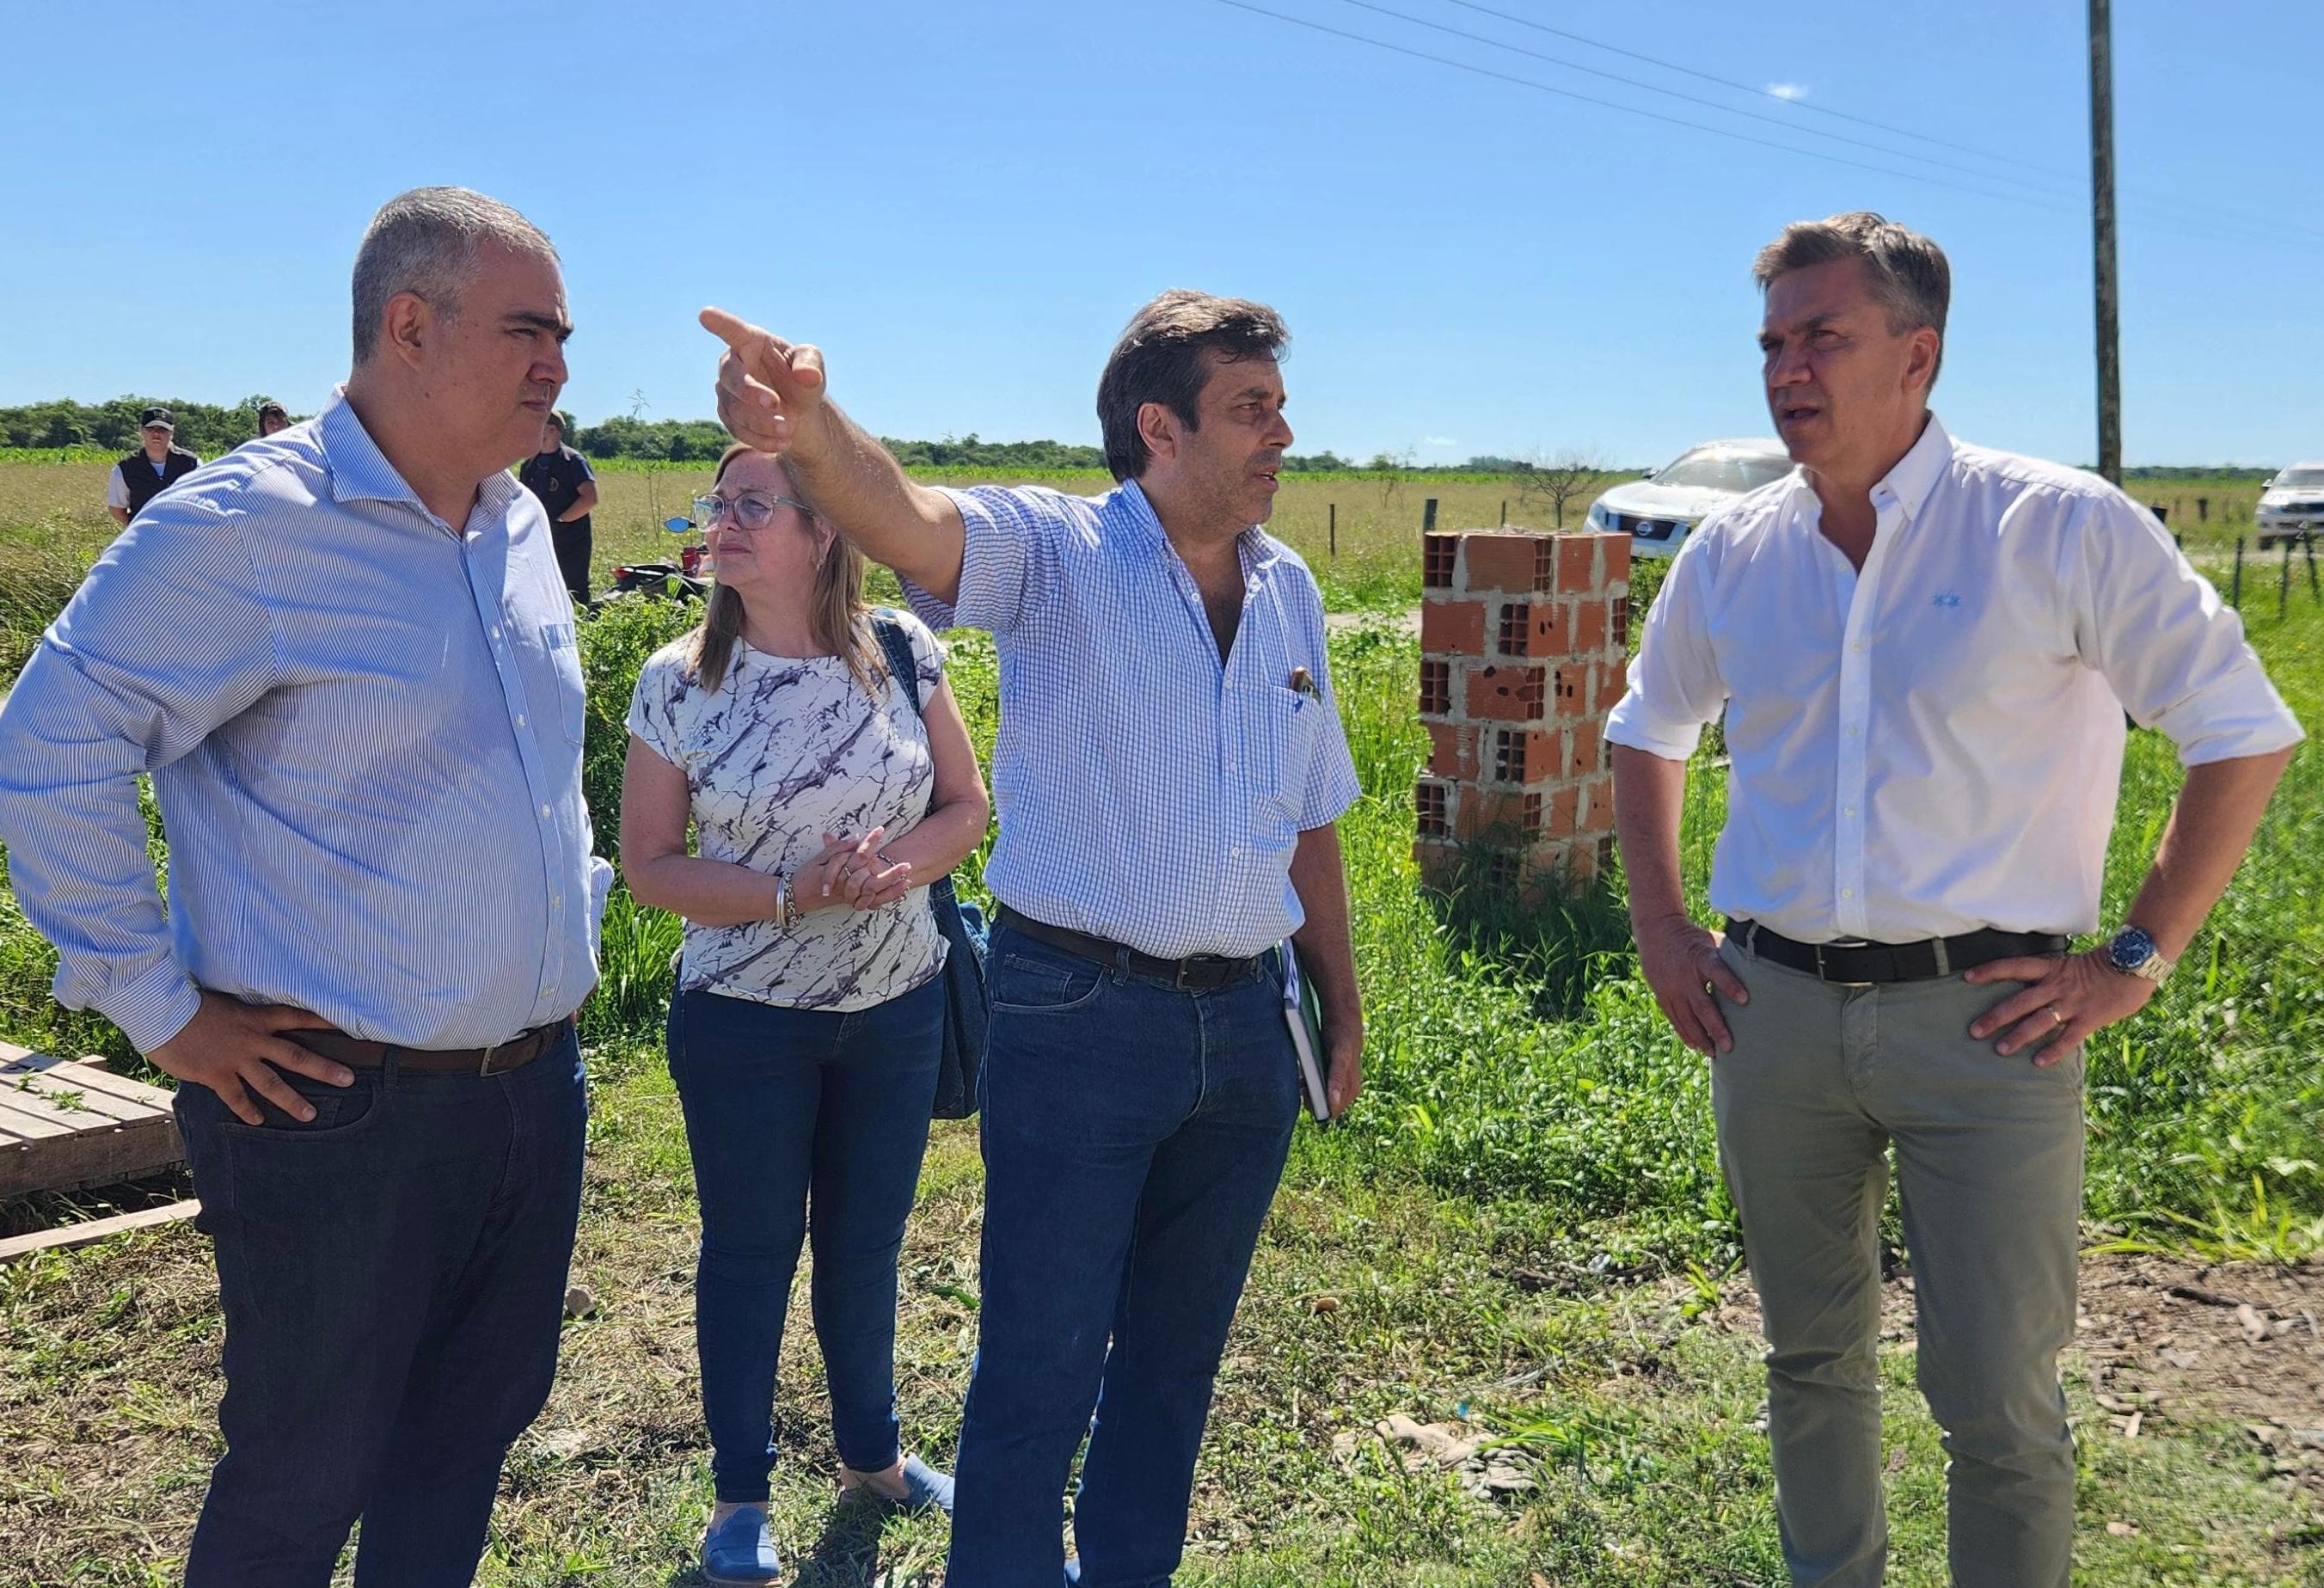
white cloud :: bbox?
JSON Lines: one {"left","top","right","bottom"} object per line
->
{"left": 1767, "top": 83, "right": 1809, "bottom": 101}
{"left": 1422, "top": 435, "right": 1459, "bottom": 448}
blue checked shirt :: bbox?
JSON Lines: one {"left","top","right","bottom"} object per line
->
{"left": 0, "top": 392, "right": 613, "bottom": 1053}
{"left": 905, "top": 479, "right": 1359, "bottom": 960}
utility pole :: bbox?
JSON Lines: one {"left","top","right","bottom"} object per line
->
{"left": 2089, "top": 0, "right": 2121, "bottom": 484}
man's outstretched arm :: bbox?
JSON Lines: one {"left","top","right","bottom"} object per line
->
{"left": 701, "top": 307, "right": 968, "bottom": 604}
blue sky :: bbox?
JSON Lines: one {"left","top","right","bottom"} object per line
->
{"left": 3, "top": 0, "right": 2317, "bottom": 468}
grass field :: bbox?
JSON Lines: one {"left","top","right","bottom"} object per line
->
{"left": 1, "top": 451, "right": 2318, "bottom": 1585}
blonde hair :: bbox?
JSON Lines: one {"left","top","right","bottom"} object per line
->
{"left": 688, "top": 445, "right": 886, "bottom": 697}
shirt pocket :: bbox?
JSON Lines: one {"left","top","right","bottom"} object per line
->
{"left": 544, "top": 622, "right": 586, "bottom": 745}
{"left": 1261, "top": 685, "right": 1328, "bottom": 823}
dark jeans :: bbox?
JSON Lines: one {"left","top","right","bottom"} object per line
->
{"left": 175, "top": 1029, "right": 587, "bottom": 1588}
{"left": 666, "top": 976, "right": 944, "bottom": 1502}
{"left": 551, "top": 521, "right": 592, "bottom": 605}
{"left": 947, "top": 927, "right": 1301, "bottom": 1588}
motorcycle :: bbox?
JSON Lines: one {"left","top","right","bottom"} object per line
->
{"left": 608, "top": 516, "right": 712, "bottom": 602}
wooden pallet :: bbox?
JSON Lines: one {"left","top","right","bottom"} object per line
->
{"left": 0, "top": 1040, "right": 184, "bottom": 1199}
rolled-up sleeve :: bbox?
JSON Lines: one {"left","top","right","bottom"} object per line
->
{"left": 0, "top": 506, "right": 281, "bottom": 1051}
{"left": 2074, "top": 494, "right": 2304, "bottom": 766}
{"left": 104, "top": 465, "right": 131, "bottom": 512}
{"left": 1605, "top": 543, "right": 1726, "bottom": 762}
{"left": 903, "top": 486, "right": 1071, "bottom": 635}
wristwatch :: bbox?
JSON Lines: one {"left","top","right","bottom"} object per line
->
{"left": 2102, "top": 923, "right": 2172, "bottom": 983}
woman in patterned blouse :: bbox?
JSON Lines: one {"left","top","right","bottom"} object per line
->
{"left": 621, "top": 445, "right": 989, "bottom": 1584}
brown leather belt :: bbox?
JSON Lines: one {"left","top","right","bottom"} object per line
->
{"left": 290, "top": 1016, "right": 573, "bottom": 1077}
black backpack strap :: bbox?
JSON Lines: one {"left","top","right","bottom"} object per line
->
{"left": 871, "top": 610, "right": 923, "bottom": 717}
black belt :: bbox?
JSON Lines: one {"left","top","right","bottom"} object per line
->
{"left": 290, "top": 1015, "right": 573, "bottom": 1076}
{"left": 1728, "top": 920, "right": 2069, "bottom": 984}
{"left": 993, "top": 904, "right": 1266, "bottom": 992}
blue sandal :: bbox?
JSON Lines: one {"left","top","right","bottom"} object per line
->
{"left": 843, "top": 1453, "right": 955, "bottom": 1517}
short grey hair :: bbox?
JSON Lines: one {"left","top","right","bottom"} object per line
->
{"left": 350, "top": 187, "right": 559, "bottom": 364}
{"left": 1752, "top": 211, "right": 1951, "bottom": 386}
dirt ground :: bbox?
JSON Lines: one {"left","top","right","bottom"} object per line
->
{"left": 1703, "top": 1251, "right": 2324, "bottom": 1499}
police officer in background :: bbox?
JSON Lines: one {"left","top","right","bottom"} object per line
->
{"left": 518, "top": 410, "right": 598, "bottom": 605}
{"left": 105, "top": 406, "right": 202, "bottom": 526}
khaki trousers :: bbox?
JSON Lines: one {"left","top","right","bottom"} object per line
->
{"left": 1712, "top": 938, "right": 2084, "bottom": 1588}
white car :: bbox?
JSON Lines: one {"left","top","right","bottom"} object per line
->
{"left": 2256, "top": 463, "right": 2324, "bottom": 550}
{"left": 1585, "top": 438, "right": 1794, "bottom": 559}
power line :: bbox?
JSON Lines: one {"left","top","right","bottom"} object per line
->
{"left": 1211, "top": 0, "right": 2307, "bottom": 250}
{"left": 1207, "top": 0, "right": 2070, "bottom": 210}
{"left": 1334, "top": 0, "right": 2084, "bottom": 200}
{"left": 1431, "top": 0, "right": 2323, "bottom": 244}
{"left": 1435, "top": 0, "right": 2060, "bottom": 178}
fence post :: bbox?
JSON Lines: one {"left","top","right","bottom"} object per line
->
{"left": 2306, "top": 535, "right": 2321, "bottom": 601}
{"left": 1499, "top": 500, "right": 1507, "bottom": 526}
{"left": 1423, "top": 498, "right": 1438, "bottom": 533}
{"left": 2231, "top": 537, "right": 2244, "bottom": 608}
{"left": 1328, "top": 501, "right": 1336, "bottom": 559}
{"left": 2197, "top": 496, "right": 2209, "bottom": 522}
{"left": 2282, "top": 540, "right": 2294, "bottom": 620}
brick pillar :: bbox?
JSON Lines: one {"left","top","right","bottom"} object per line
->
{"left": 1416, "top": 527, "right": 1630, "bottom": 898}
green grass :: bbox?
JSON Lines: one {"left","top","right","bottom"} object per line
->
{"left": 1, "top": 455, "right": 2319, "bottom": 1584}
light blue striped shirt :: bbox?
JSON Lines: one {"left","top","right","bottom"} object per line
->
{"left": 0, "top": 392, "right": 612, "bottom": 1053}
{"left": 904, "top": 480, "right": 1359, "bottom": 960}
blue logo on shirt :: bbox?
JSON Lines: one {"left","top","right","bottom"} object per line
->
{"left": 1932, "top": 591, "right": 1962, "bottom": 609}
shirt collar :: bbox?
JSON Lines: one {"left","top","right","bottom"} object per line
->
{"left": 1874, "top": 411, "right": 1953, "bottom": 522}
{"left": 1111, "top": 475, "right": 1280, "bottom": 568}
{"left": 319, "top": 387, "right": 524, "bottom": 526}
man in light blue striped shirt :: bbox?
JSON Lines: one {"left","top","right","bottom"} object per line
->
{"left": 0, "top": 187, "right": 607, "bottom": 1587}
{"left": 704, "top": 291, "right": 1364, "bottom": 1586}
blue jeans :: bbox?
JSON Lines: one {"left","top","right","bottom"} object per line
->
{"left": 174, "top": 1029, "right": 587, "bottom": 1588}
{"left": 666, "top": 975, "right": 944, "bottom": 1501}
{"left": 947, "top": 926, "right": 1301, "bottom": 1588}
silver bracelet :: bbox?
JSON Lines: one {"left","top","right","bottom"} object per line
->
{"left": 773, "top": 873, "right": 793, "bottom": 931}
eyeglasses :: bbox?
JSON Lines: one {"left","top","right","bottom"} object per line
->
{"left": 690, "top": 492, "right": 812, "bottom": 530}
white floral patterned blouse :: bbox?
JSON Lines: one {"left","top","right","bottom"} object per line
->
{"left": 625, "top": 611, "right": 949, "bottom": 1012}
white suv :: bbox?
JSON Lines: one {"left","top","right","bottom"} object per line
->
{"left": 1586, "top": 438, "right": 1793, "bottom": 559}
{"left": 2257, "top": 463, "right": 2324, "bottom": 550}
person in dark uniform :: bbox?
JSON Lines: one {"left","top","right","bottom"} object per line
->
{"left": 105, "top": 406, "right": 203, "bottom": 526}
{"left": 257, "top": 401, "right": 293, "bottom": 438}
{"left": 518, "top": 412, "right": 598, "bottom": 605}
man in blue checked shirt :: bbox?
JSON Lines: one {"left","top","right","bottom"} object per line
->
{"left": 704, "top": 291, "right": 1364, "bottom": 1587}
{"left": 0, "top": 187, "right": 609, "bottom": 1587}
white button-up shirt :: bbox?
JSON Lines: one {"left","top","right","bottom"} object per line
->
{"left": 1607, "top": 414, "right": 2303, "bottom": 944}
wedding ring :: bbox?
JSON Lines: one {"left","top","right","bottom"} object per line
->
{"left": 2047, "top": 1007, "right": 2065, "bottom": 1027}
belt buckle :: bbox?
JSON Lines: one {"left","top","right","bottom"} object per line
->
{"left": 476, "top": 1040, "right": 501, "bottom": 1077}
{"left": 1173, "top": 959, "right": 1202, "bottom": 991}
{"left": 1816, "top": 940, "right": 1876, "bottom": 988}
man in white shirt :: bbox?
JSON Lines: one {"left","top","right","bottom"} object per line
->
{"left": 1607, "top": 211, "right": 2302, "bottom": 1587}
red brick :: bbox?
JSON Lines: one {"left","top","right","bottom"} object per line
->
{"left": 1414, "top": 838, "right": 1462, "bottom": 892}
{"left": 1457, "top": 788, "right": 1547, "bottom": 842}
{"left": 1495, "top": 599, "right": 1572, "bottom": 659}
{"left": 1555, "top": 534, "right": 1597, "bottom": 593}
{"left": 1465, "top": 661, "right": 1547, "bottom": 722}
{"left": 1426, "top": 722, "right": 1479, "bottom": 780}
{"left": 1572, "top": 596, "right": 1607, "bottom": 653}
{"left": 1548, "top": 663, "right": 1588, "bottom": 718}
{"left": 1592, "top": 656, "right": 1629, "bottom": 715}
{"left": 1487, "top": 727, "right": 1562, "bottom": 783}
{"left": 1568, "top": 720, "right": 1605, "bottom": 780}
{"left": 1598, "top": 532, "right": 1631, "bottom": 582}
{"left": 1542, "top": 783, "right": 1581, "bottom": 837}
{"left": 1461, "top": 531, "right": 1549, "bottom": 594}
{"left": 1419, "top": 658, "right": 1454, "bottom": 716}
{"left": 1420, "top": 597, "right": 1487, "bottom": 658}
{"left": 1423, "top": 533, "right": 1458, "bottom": 589}
{"left": 1572, "top": 773, "right": 1616, "bottom": 835}
{"left": 1415, "top": 779, "right": 1454, "bottom": 840}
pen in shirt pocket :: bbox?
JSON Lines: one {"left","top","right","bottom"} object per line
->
{"left": 1289, "top": 665, "right": 1321, "bottom": 703}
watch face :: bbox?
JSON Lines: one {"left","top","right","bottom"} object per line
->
{"left": 2108, "top": 926, "right": 2156, "bottom": 972}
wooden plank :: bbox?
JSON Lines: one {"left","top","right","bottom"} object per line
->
{"left": 0, "top": 1115, "right": 184, "bottom": 1199}
{"left": 0, "top": 1199, "right": 200, "bottom": 1263}
{"left": 0, "top": 1095, "right": 79, "bottom": 1139}
{"left": 0, "top": 1049, "right": 174, "bottom": 1110}
{"left": 0, "top": 1076, "right": 152, "bottom": 1126}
